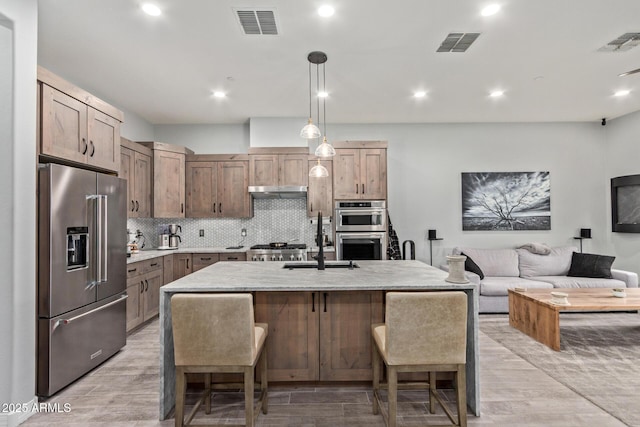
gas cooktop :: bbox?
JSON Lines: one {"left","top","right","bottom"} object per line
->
{"left": 250, "top": 244, "right": 307, "bottom": 250}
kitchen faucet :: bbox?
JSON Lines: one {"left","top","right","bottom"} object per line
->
{"left": 316, "top": 211, "right": 325, "bottom": 270}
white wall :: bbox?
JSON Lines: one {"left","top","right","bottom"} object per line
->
{"left": 604, "top": 110, "right": 640, "bottom": 274}
{"left": 154, "top": 123, "right": 249, "bottom": 154}
{"left": 0, "top": 0, "right": 37, "bottom": 425}
{"left": 154, "top": 120, "right": 608, "bottom": 267}
{"left": 119, "top": 105, "right": 155, "bottom": 141}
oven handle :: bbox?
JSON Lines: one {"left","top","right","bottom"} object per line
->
{"left": 336, "top": 209, "right": 386, "bottom": 215}
{"left": 336, "top": 232, "right": 386, "bottom": 240}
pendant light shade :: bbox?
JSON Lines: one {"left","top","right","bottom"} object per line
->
{"left": 309, "top": 159, "right": 329, "bottom": 178}
{"left": 314, "top": 136, "right": 336, "bottom": 157}
{"left": 300, "top": 118, "right": 321, "bottom": 139}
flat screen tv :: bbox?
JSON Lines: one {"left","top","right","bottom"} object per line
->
{"left": 611, "top": 174, "right": 640, "bottom": 233}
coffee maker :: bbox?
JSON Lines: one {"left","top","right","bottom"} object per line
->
{"left": 168, "top": 224, "right": 182, "bottom": 248}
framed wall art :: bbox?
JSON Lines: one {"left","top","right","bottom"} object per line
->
{"left": 461, "top": 172, "right": 551, "bottom": 231}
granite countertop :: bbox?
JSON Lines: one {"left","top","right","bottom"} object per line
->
{"left": 127, "top": 246, "right": 248, "bottom": 263}
{"left": 160, "top": 260, "right": 476, "bottom": 292}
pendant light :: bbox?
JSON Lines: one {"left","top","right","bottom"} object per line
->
{"left": 309, "top": 159, "right": 329, "bottom": 177}
{"left": 312, "top": 52, "right": 336, "bottom": 158}
{"left": 300, "top": 53, "right": 322, "bottom": 139}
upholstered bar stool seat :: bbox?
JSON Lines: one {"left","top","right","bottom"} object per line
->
{"left": 372, "top": 291, "right": 468, "bottom": 427}
{"left": 171, "top": 293, "right": 268, "bottom": 427}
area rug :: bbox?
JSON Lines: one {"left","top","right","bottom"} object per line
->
{"left": 480, "top": 312, "right": 640, "bottom": 427}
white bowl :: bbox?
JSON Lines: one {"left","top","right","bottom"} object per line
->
{"left": 612, "top": 289, "right": 627, "bottom": 298}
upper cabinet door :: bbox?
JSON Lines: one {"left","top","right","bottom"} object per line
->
{"left": 249, "top": 155, "right": 278, "bottom": 186}
{"left": 360, "top": 149, "right": 387, "bottom": 200}
{"left": 308, "top": 159, "right": 333, "bottom": 217}
{"left": 185, "top": 161, "right": 216, "bottom": 218}
{"left": 280, "top": 154, "right": 309, "bottom": 187}
{"left": 333, "top": 149, "right": 361, "bottom": 199}
{"left": 134, "top": 152, "right": 152, "bottom": 217}
{"left": 217, "top": 161, "right": 251, "bottom": 218}
{"left": 40, "top": 84, "right": 88, "bottom": 164}
{"left": 120, "top": 146, "right": 136, "bottom": 216}
{"left": 87, "top": 107, "right": 121, "bottom": 172}
{"left": 154, "top": 150, "right": 186, "bottom": 218}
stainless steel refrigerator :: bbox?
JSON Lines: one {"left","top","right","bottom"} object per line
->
{"left": 37, "top": 163, "right": 127, "bottom": 397}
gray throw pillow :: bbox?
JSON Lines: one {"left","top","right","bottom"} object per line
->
{"left": 567, "top": 252, "right": 615, "bottom": 279}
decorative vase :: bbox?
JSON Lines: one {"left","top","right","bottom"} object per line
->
{"left": 445, "top": 255, "right": 469, "bottom": 284}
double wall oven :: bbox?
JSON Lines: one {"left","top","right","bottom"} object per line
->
{"left": 335, "top": 200, "right": 387, "bottom": 261}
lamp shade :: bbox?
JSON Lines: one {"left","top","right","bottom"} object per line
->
{"left": 314, "top": 137, "right": 336, "bottom": 157}
{"left": 309, "top": 161, "right": 329, "bottom": 177}
{"left": 300, "top": 118, "right": 321, "bottom": 139}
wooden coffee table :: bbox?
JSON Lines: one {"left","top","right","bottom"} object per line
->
{"left": 508, "top": 288, "right": 640, "bottom": 351}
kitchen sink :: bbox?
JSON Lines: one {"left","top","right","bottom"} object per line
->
{"left": 283, "top": 261, "right": 360, "bottom": 269}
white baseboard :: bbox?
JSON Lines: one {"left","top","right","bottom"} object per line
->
{"left": 0, "top": 397, "right": 37, "bottom": 427}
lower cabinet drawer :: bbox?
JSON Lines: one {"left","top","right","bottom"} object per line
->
{"left": 192, "top": 253, "right": 220, "bottom": 272}
{"left": 219, "top": 252, "right": 246, "bottom": 261}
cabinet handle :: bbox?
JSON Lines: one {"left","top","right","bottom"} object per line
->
{"left": 323, "top": 292, "right": 328, "bottom": 312}
{"left": 310, "top": 202, "right": 313, "bottom": 212}
{"left": 219, "top": 202, "right": 222, "bottom": 213}
{"left": 150, "top": 262, "right": 158, "bottom": 267}
{"left": 128, "top": 268, "right": 137, "bottom": 273}
{"left": 130, "top": 200, "right": 135, "bottom": 212}
{"left": 312, "top": 293, "right": 315, "bottom": 312}
{"left": 140, "top": 281, "right": 144, "bottom": 294}
{"left": 81, "top": 138, "right": 88, "bottom": 154}
{"left": 135, "top": 201, "right": 139, "bottom": 212}
{"left": 355, "top": 183, "right": 358, "bottom": 194}
{"left": 186, "top": 259, "right": 189, "bottom": 269}
{"left": 89, "top": 140, "right": 95, "bottom": 157}
{"left": 145, "top": 279, "right": 148, "bottom": 292}
{"left": 362, "top": 183, "right": 364, "bottom": 194}
{"left": 201, "top": 257, "right": 212, "bottom": 261}
{"left": 226, "top": 257, "right": 238, "bottom": 260}
{"left": 181, "top": 203, "right": 184, "bottom": 214}
{"left": 213, "top": 203, "right": 216, "bottom": 213}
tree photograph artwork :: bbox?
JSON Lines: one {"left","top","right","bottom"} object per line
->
{"left": 462, "top": 172, "right": 551, "bottom": 231}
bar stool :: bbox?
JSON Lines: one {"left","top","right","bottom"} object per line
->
{"left": 372, "top": 291, "right": 467, "bottom": 427}
{"left": 171, "top": 293, "right": 268, "bottom": 427}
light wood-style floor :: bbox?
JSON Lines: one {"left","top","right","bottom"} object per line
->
{"left": 23, "top": 316, "right": 628, "bottom": 427}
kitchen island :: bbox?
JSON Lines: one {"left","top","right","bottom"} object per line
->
{"left": 158, "top": 260, "right": 480, "bottom": 419}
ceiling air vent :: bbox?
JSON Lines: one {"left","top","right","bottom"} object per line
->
{"left": 235, "top": 9, "right": 278, "bottom": 35}
{"left": 598, "top": 32, "right": 640, "bottom": 52}
{"left": 437, "top": 32, "right": 480, "bottom": 52}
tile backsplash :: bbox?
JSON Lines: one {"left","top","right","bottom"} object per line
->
{"left": 127, "top": 199, "right": 320, "bottom": 249}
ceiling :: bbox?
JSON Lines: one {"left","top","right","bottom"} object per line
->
{"left": 37, "top": 0, "right": 640, "bottom": 125}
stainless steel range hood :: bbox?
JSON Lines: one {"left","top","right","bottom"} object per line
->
{"left": 248, "top": 185, "right": 308, "bottom": 199}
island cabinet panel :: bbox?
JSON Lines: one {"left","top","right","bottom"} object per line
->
{"left": 255, "top": 292, "right": 320, "bottom": 381}
{"left": 319, "top": 291, "right": 383, "bottom": 381}
{"left": 173, "top": 254, "right": 192, "bottom": 280}
{"left": 255, "top": 290, "right": 383, "bottom": 382}
{"left": 307, "top": 158, "right": 333, "bottom": 217}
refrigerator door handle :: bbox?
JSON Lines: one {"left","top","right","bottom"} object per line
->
{"left": 52, "top": 294, "right": 128, "bottom": 332}
{"left": 95, "top": 195, "right": 108, "bottom": 283}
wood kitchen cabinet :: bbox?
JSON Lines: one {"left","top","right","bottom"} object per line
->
{"left": 38, "top": 66, "right": 123, "bottom": 173}
{"left": 191, "top": 253, "right": 220, "bottom": 272}
{"left": 120, "top": 138, "right": 152, "bottom": 218}
{"left": 163, "top": 255, "right": 174, "bottom": 285}
{"left": 219, "top": 252, "right": 246, "bottom": 261}
{"left": 333, "top": 142, "right": 387, "bottom": 200}
{"left": 173, "top": 254, "right": 192, "bottom": 281}
{"left": 248, "top": 148, "right": 309, "bottom": 187}
{"left": 185, "top": 155, "right": 252, "bottom": 218}
{"left": 138, "top": 142, "right": 194, "bottom": 218}
{"left": 307, "top": 158, "right": 333, "bottom": 217}
{"left": 126, "top": 258, "right": 163, "bottom": 332}
{"left": 254, "top": 290, "right": 383, "bottom": 381}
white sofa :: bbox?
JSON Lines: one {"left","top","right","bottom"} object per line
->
{"left": 445, "top": 246, "right": 639, "bottom": 313}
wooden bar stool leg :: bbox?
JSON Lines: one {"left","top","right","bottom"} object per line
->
{"left": 175, "top": 367, "right": 185, "bottom": 427}
{"left": 204, "top": 373, "right": 211, "bottom": 414}
{"left": 429, "top": 371, "right": 436, "bottom": 414}
{"left": 372, "top": 341, "right": 380, "bottom": 415}
{"left": 457, "top": 365, "right": 467, "bottom": 427}
{"left": 388, "top": 366, "right": 398, "bottom": 427}
{"left": 261, "top": 345, "right": 268, "bottom": 414}
{"left": 245, "top": 366, "right": 255, "bottom": 427}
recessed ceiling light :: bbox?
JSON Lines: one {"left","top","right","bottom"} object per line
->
{"left": 141, "top": 3, "right": 162, "bottom": 16}
{"left": 317, "top": 91, "right": 329, "bottom": 98}
{"left": 414, "top": 91, "right": 427, "bottom": 98}
{"left": 318, "top": 5, "right": 335, "bottom": 17}
{"left": 614, "top": 90, "right": 630, "bottom": 97}
{"left": 489, "top": 90, "right": 504, "bottom": 97}
{"left": 212, "top": 91, "right": 226, "bottom": 98}
{"left": 481, "top": 4, "right": 501, "bottom": 16}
